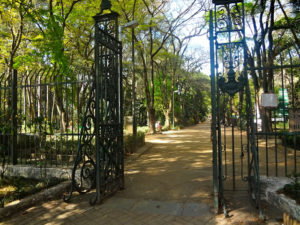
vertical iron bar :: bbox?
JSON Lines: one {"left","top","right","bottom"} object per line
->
{"left": 11, "top": 69, "right": 18, "bottom": 165}
{"left": 94, "top": 19, "right": 101, "bottom": 203}
{"left": 120, "top": 37, "right": 124, "bottom": 190}
{"left": 265, "top": 129, "right": 268, "bottom": 176}
{"left": 70, "top": 77, "right": 75, "bottom": 168}
{"left": 240, "top": 92, "right": 244, "bottom": 179}
{"left": 18, "top": 75, "right": 22, "bottom": 165}
{"left": 223, "top": 96, "right": 227, "bottom": 178}
{"left": 222, "top": 48, "right": 227, "bottom": 179}
{"left": 231, "top": 97, "right": 235, "bottom": 190}
{"left": 217, "top": 75, "right": 227, "bottom": 216}
{"left": 274, "top": 110, "right": 278, "bottom": 176}
{"left": 289, "top": 51, "right": 296, "bottom": 174}
{"left": 132, "top": 27, "right": 137, "bottom": 138}
{"left": 44, "top": 74, "right": 48, "bottom": 167}
{"left": 280, "top": 53, "right": 287, "bottom": 176}
{"left": 209, "top": 10, "right": 219, "bottom": 214}
{"left": 65, "top": 72, "right": 68, "bottom": 167}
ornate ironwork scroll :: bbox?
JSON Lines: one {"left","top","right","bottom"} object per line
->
{"left": 64, "top": 0, "right": 124, "bottom": 205}
{"left": 218, "top": 68, "right": 245, "bottom": 96}
{"left": 63, "top": 84, "right": 96, "bottom": 202}
{"left": 210, "top": 0, "right": 263, "bottom": 217}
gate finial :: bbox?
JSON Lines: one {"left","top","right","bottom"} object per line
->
{"left": 100, "top": 0, "right": 112, "bottom": 13}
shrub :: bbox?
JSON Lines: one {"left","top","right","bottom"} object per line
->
{"left": 124, "top": 131, "right": 145, "bottom": 154}
{"left": 280, "top": 134, "right": 300, "bottom": 150}
{"left": 137, "top": 126, "right": 149, "bottom": 134}
{"left": 162, "top": 125, "right": 169, "bottom": 131}
{"left": 0, "top": 176, "right": 63, "bottom": 206}
{"left": 283, "top": 173, "right": 300, "bottom": 204}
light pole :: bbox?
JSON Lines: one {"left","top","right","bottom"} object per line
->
{"left": 120, "top": 20, "right": 139, "bottom": 136}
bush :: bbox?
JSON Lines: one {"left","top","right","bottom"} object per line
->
{"left": 0, "top": 176, "right": 64, "bottom": 206}
{"left": 283, "top": 173, "right": 300, "bottom": 204}
{"left": 162, "top": 125, "right": 169, "bottom": 131}
{"left": 280, "top": 134, "right": 300, "bottom": 150}
{"left": 124, "top": 132, "right": 145, "bottom": 154}
{"left": 137, "top": 126, "right": 149, "bottom": 134}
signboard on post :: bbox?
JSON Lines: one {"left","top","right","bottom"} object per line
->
{"left": 289, "top": 109, "right": 300, "bottom": 132}
{"left": 261, "top": 93, "right": 278, "bottom": 108}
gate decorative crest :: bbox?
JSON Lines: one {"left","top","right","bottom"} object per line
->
{"left": 210, "top": 0, "right": 263, "bottom": 217}
{"left": 64, "top": 0, "right": 124, "bottom": 205}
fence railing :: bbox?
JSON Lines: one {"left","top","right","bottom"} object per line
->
{"left": 219, "top": 48, "right": 300, "bottom": 191}
{"left": 0, "top": 68, "right": 93, "bottom": 168}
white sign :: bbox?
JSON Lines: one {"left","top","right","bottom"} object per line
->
{"left": 261, "top": 93, "right": 278, "bottom": 108}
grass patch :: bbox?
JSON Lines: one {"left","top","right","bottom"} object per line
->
{"left": 0, "top": 176, "right": 63, "bottom": 206}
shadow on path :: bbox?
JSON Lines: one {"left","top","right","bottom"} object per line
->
{"left": 1, "top": 122, "right": 280, "bottom": 225}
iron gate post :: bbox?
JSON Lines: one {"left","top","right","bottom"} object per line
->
{"left": 211, "top": 0, "right": 263, "bottom": 218}
{"left": 94, "top": 13, "right": 101, "bottom": 204}
{"left": 209, "top": 10, "right": 219, "bottom": 214}
{"left": 64, "top": 0, "right": 124, "bottom": 205}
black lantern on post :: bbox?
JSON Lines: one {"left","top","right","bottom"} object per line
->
{"left": 100, "top": 0, "right": 112, "bottom": 12}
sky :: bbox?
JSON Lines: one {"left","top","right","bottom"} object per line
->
{"left": 169, "top": 0, "right": 211, "bottom": 75}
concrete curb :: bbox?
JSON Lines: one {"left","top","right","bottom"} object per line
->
{"left": 6, "top": 165, "right": 72, "bottom": 180}
{"left": 0, "top": 144, "right": 152, "bottom": 220}
{"left": 261, "top": 176, "right": 300, "bottom": 222}
{"left": 0, "top": 181, "right": 70, "bottom": 220}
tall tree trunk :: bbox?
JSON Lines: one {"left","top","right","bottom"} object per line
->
{"left": 55, "top": 87, "right": 67, "bottom": 132}
{"left": 261, "top": 0, "right": 275, "bottom": 133}
{"left": 163, "top": 108, "right": 171, "bottom": 129}
{"left": 138, "top": 42, "right": 156, "bottom": 133}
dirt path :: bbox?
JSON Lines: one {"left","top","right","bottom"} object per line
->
{"left": 121, "top": 122, "right": 213, "bottom": 203}
{"left": 1, "top": 122, "right": 281, "bottom": 225}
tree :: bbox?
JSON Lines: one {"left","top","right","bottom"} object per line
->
{"left": 243, "top": 0, "right": 299, "bottom": 131}
{"left": 0, "top": 0, "right": 26, "bottom": 75}
{"left": 116, "top": 0, "right": 207, "bottom": 132}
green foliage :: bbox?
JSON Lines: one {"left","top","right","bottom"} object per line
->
{"left": 280, "top": 134, "right": 300, "bottom": 150}
{"left": 0, "top": 0, "right": 211, "bottom": 137}
{"left": 124, "top": 131, "right": 145, "bottom": 154}
{"left": 25, "top": 116, "right": 57, "bottom": 135}
{"left": 177, "top": 72, "right": 211, "bottom": 126}
{"left": 284, "top": 172, "right": 300, "bottom": 204}
{"left": 137, "top": 126, "right": 150, "bottom": 134}
{"left": 0, "top": 176, "right": 64, "bottom": 206}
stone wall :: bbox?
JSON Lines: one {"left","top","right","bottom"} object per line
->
{"left": 261, "top": 176, "right": 300, "bottom": 223}
{"left": 5, "top": 165, "right": 72, "bottom": 180}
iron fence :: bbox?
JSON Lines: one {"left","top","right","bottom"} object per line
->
{"left": 210, "top": 0, "right": 300, "bottom": 215}
{"left": 252, "top": 48, "right": 300, "bottom": 178}
{"left": 0, "top": 68, "right": 93, "bottom": 168}
{"left": 219, "top": 48, "right": 300, "bottom": 186}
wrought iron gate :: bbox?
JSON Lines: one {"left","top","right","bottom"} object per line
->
{"left": 64, "top": 2, "right": 124, "bottom": 205}
{"left": 210, "top": 0, "right": 262, "bottom": 216}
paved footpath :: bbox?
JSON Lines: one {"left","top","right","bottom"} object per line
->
{"left": 1, "top": 123, "right": 280, "bottom": 225}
